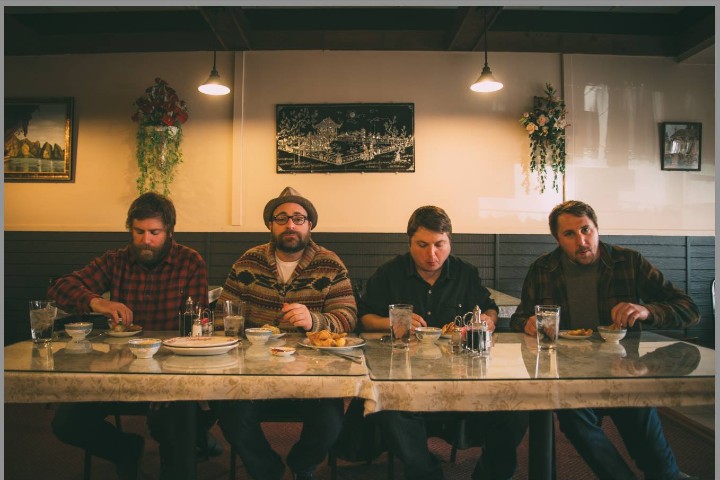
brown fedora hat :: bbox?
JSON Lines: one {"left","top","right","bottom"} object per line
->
{"left": 262, "top": 186, "right": 318, "bottom": 229}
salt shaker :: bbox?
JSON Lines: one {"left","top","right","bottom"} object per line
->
{"left": 191, "top": 316, "right": 202, "bottom": 336}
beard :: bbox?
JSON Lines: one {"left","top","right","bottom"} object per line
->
{"left": 271, "top": 230, "right": 310, "bottom": 254}
{"left": 131, "top": 237, "right": 171, "bottom": 267}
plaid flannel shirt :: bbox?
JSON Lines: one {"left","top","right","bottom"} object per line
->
{"left": 48, "top": 240, "right": 208, "bottom": 331}
{"left": 510, "top": 242, "right": 699, "bottom": 332}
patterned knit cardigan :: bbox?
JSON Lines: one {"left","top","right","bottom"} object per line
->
{"left": 218, "top": 241, "right": 358, "bottom": 333}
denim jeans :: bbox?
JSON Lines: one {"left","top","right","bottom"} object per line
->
{"left": 556, "top": 407, "right": 680, "bottom": 480}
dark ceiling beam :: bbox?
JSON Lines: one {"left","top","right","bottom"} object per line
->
{"left": 445, "top": 7, "right": 504, "bottom": 52}
{"left": 250, "top": 30, "right": 447, "bottom": 51}
{"left": 489, "top": 31, "right": 675, "bottom": 56}
{"left": 2, "top": 6, "right": 713, "bottom": 58}
{"left": 674, "top": 11, "right": 715, "bottom": 61}
{"left": 8, "top": 31, "right": 217, "bottom": 56}
{"left": 198, "top": 6, "right": 253, "bottom": 51}
{"left": 470, "top": 7, "right": 503, "bottom": 53}
{"left": 445, "top": 7, "right": 485, "bottom": 51}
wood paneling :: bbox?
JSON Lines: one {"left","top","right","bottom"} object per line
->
{"left": 5, "top": 232, "right": 714, "bottom": 348}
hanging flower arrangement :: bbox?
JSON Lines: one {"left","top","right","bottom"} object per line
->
{"left": 131, "top": 78, "right": 189, "bottom": 195}
{"left": 519, "top": 83, "right": 569, "bottom": 193}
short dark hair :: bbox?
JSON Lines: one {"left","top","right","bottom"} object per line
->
{"left": 125, "top": 192, "right": 176, "bottom": 233}
{"left": 407, "top": 206, "right": 452, "bottom": 240}
{"left": 548, "top": 200, "right": 598, "bottom": 239}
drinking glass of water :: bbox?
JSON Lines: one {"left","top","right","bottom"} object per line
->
{"left": 29, "top": 300, "right": 57, "bottom": 343}
{"left": 389, "top": 304, "right": 413, "bottom": 349}
{"left": 535, "top": 305, "right": 561, "bottom": 350}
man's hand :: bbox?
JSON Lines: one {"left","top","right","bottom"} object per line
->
{"left": 611, "top": 302, "right": 649, "bottom": 328}
{"left": 89, "top": 298, "right": 133, "bottom": 325}
{"left": 523, "top": 315, "right": 538, "bottom": 336}
{"left": 480, "top": 312, "right": 497, "bottom": 333}
{"left": 410, "top": 313, "right": 427, "bottom": 330}
{"left": 280, "top": 303, "right": 313, "bottom": 331}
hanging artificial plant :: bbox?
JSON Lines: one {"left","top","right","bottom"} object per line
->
{"left": 131, "top": 78, "right": 189, "bottom": 195}
{"left": 519, "top": 83, "right": 569, "bottom": 193}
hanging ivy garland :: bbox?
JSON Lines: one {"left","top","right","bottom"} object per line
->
{"left": 519, "top": 83, "right": 569, "bottom": 193}
{"left": 131, "top": 78, "right": 189, "bottom": 195}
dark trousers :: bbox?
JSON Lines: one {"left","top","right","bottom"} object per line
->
{"left": 556, "top": 407, "right": 680, "bottom": 480}
{"left": 147, "top": 401, "right": 203, "bottom": 480}
{"left": 373, "top": 410, "right": 528, "bottom": 480}
{"left": 213, "top": 398, "right": 345, "bottom": 480}
{"left": 51, "top": 402, "right": 148, "bottom": 467}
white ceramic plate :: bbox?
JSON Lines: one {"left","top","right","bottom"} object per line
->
{"left": 298, "top": 337, "right": 365, "bottom": 351}
{"left": 163, "top": 336, "right": 239, "bottom": 348}
{"left": 164, "top": 343, "right": 239, "bottom": 356}
{"left": 107, "top": 329, "right": 143, "bottom": 338}
{"left": 559, "top": 331, "right": 592, "bottom": 340}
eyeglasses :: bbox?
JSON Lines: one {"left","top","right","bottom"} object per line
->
{"left": 272, "top": 214, "right": 308, "bottom": 225}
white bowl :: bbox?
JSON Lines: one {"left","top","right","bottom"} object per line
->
{"left": 415, "top": 326, "right": 441, "bottom": 343}
{"left": 245, "top": 328, "right": 272, "bottom": 345}
{"left": 597, "top": 326, "right": 627, "bottom": 343}
{"left": 127, "top": 338, "right": 162, "bottom": 358}
{"left": 64, "top": 322, "right": 93, "bottom": 340}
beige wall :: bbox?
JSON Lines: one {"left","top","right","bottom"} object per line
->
{"left": 4, "top": 50, "right": 714, "bottom": 235}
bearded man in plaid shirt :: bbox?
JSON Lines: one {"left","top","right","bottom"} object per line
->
{"left": 48, "top": 192, "right": 209, "bottom": 480}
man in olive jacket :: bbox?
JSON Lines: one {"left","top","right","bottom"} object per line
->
{"left": 511, "top": 200, "right": 700, "bottom": 480}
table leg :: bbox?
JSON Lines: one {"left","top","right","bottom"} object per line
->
{"left": 529, "top": 410, "right": 554, "bottom": 480}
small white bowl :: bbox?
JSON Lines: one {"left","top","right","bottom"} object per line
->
{"left": 127, "top": 338, "right": 162, "bottom": 358}
{"left": 415, "top": 326, "right": 442, "bottom": 343}
{"left": 270, "top": 346, "right": 296, "bottom": 357}
{"left": 64, "top": 322, "right": 93, "bottom": 340}
{"left": 245, "top": 328, "right": 272, "bottom": 345}
{"left": 597, "top": 325, "right": 627, "bottom": 343}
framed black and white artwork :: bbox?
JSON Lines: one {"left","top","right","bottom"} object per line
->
{"left": 276, "top": 103, "right": 414, "bottom": 173}
{"left": 660, "top": 122, "right": 701, "bottom": 171}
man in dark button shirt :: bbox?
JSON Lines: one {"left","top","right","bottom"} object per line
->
{"left": 359, "top": 206, "right": 528, "bottom": 480}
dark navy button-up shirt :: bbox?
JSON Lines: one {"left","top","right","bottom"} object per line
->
{"left": 358, "top": 253, "right": 498, "bottom": 328}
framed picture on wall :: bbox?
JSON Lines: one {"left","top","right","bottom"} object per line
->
{"left": 660, "top": 122, "right": 701, "bottom": 171}
{"left": 276, "top": 103, "right": 415, "bottom": 173}
{"left": 4, "top": 97, "right": 75, "bottom": 182}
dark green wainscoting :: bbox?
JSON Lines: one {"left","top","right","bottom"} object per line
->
{"left": 5, "top": 232, "right": 714, "bottom": 348}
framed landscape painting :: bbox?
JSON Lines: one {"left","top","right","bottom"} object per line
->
{"left": 276, "top": 103, "right": 415, "bottom": 173}
{"left": 4, "top": 97, "right": 75, "bottom": 182}
{"left": 660, "top": 122, "right": 701, "bottom": 171}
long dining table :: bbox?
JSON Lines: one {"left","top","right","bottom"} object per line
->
{"left": 5, "top": 329, "right": 715, "bottom": 480}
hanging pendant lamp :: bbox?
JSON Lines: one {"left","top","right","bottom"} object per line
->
{"left": 470, "top": 9, "right": 503, "bottom": 93}
{"left": 198, "top": 51, "right": 230, "bottom": 96}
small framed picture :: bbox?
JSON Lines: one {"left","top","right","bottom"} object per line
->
{"left": 4, "top": 97, "right": 75, "bottom": 182}
{"left": 660, "top": 122, "right": 701, "bottom": 171}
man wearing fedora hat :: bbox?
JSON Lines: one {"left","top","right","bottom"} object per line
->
{"left": 213, "top": 186, "right": 358, "bottom": 480}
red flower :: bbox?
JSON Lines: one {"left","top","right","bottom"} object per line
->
{"left": 131, "top": 78, "right": 189, "bottom": 127}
